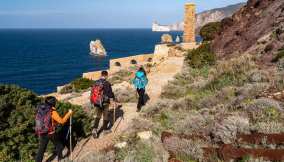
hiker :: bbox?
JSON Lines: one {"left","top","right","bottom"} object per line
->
{"left": 90, "top": 70, "right": 116, "bottom": 138}
{"left": 132, "top": 66, "right": 148, "bottom": 112}
{"left": 35, "top": 96, "right": 73, "bottom": 162}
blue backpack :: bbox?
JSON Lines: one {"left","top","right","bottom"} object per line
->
{"left": 132, "top": 71, "right": 148, "bottom": 89}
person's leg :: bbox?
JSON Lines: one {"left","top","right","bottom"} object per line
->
{"left": 92, "top": 106, "right": 102, "bottom": 138}
{"left": 137, "top": 88, "right": 145, "bottom": 111}
{"left": 35, "top": 135, "right": 49, "bottom": 162}
{"left": 140, "top": 88, "right": 145, "bottom": 106}
{"left": 49, "top": 134, "right": 64, "bottom": 162}
{"left": 101, "top": 103, "right": 111, "bottom": 134}
{"left": 93, "top": 108, "right": 102, "bottom": 129}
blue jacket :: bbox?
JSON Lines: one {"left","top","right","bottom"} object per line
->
{"left": 132, "top": 71, "right": 148, "bottom": 89}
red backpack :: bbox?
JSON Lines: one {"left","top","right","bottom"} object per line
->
{"left": 90, "top": 80, "right": 105, "bottom": 107}
{"left": 35, "top": 104, "right": 54, "bottom": 135}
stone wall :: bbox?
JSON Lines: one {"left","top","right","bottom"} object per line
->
{"left": 83, "top": 71, "right": 105, "bottom": 81}
{"left": 109, "top": 54, "right": 154, "bottom": 73}
{"left": 153, "top": 44, "right": 171, "bottom": 63}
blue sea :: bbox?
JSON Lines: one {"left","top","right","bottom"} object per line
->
{"left": 0, "top": 29, "right": 183, "bottom": 94}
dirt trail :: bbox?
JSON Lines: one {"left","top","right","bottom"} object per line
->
{"left": 63, "top": 57, "right": 184, "bottom": 160}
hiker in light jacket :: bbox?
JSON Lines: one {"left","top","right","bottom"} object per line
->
{"left": 132, "top": 67, "right": 148, "bottom": 112}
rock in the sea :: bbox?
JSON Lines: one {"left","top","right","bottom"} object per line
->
{"left": 175, "top": 36, "right": 181, "bottom": 43}
{"left": 90, "top": 39, "right": 107, "bottom": 55}
{"left": 161, "top": 34, "right": 173, "bottom": 44}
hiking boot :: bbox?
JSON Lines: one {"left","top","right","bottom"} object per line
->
{"left": 92, "top": 128, "right": 98, "bottom": 139}
{"left": 136, "top": 107, "right": 141, "bottom": 112}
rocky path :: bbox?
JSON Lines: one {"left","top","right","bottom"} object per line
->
{"left": 60, "top": 57, "right": 184, "bottom": 161}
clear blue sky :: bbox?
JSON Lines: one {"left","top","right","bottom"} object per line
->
{"left": 0, "top": 0, "right": 247, "bottom": 28}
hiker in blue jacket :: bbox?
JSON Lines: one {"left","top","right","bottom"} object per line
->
{"left": 132, "top": 67, "right": 148, "bottom": 112}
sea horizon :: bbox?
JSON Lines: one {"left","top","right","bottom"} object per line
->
{"left": 0, "top": 29, "right": 184, "bottom": 94}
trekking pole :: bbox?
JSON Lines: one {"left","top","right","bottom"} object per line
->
{"left": 113, "top": 102, "right": 116, "bottom": 126}
{"left": 69, "top": 115, "right": 73, "bottom": 161}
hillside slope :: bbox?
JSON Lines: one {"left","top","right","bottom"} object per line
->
{"left": 212, "top": 0, "right": 284, "bottom": 63}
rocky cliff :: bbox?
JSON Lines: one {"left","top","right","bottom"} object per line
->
{"left": 152, "top": 3, "right": 245, "bottom": 32}
{"left": 212, "top": 0, "right": 284, "bottom": 63}
{"left": 196, "top": 2, "right": 245, "bottom": 32}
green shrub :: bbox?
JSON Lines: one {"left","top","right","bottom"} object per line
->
{"left": 272, "top": 48, "right": 284, "bottom": 62}
{"left": 71, "top": 78, "right": 94, "bottom": 92}
{"left": 59, "top": 84, "right": 73, "bottom": 94}
{"left": 116, "top": 140, "right": 155, "bottom": 162}
{"left": 264, "top": 107, "right": 280, "bottom": 121}
{"left": 200, "top": 22, "right": 222, "bottom": 41}
{"left": 60, "top": 78, "right": 95, "bottom": 94}
{"left": 186, "top": 42, "right": 216, "bottom": 69}
{"left": 0, "top": 85, "right": 40, "bottom": 161}
{"left": 56, "top": 102, "right": 92, "bottom": 137}
{"left": 109, "top": 70, "right": 133, "bottom": 84}
{"left": 0, "top": 84, "right": 93, "bottom": 161}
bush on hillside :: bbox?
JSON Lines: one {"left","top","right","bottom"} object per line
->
{"left": 109, "top": 69, "right": 133, "bottom": 85}
{"left": 200, "top": 22, "right": 222, "bottom": 41}
{"left": 185, "top": 42, "right": 216, "bottom": 68}
{"left": 271, "top": 48, "right": 284, "bottom": 62}
{"left": 0, "top": 84, "right": 92, "bottom": 161}
{"left": 56, "top": 102, "right": 92, "bottom": 140}
{"left": 0, "top": 85, "right": 40, "bottom": 161}
{"left": 60, "top": 78, "right": 95, "bottom": 94}
{"left": 71, "top": 78, "right": 95, "bottom": 92}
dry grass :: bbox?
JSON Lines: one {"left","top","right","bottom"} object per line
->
{"left": 163, "top": 136, "right": 206, "bottom": 161}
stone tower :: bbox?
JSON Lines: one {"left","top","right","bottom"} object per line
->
{"left": 183, "top": 3, "right": 196, "bottom": 43}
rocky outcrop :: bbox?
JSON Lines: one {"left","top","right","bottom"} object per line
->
{"left": 196, "top": 3, "right": 244, "bottom": 32}
{"left": 212, "top": 0, "right": 284, "bottom": 63}
{"left": 161, "top": 34, "right": 173, "bottom": 43}
{"left": 152, "top": 3, "right": 244, "bottom": 32}
{"left": 152, "top": 21, "right": 171, "bottom": 32}
{"left": 90, "top": 39, "right": 107, "bottom": 56}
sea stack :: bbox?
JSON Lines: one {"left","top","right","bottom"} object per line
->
{"left": 176, "top": 36, "right": 181, "bottom": 43}
{"left": 161, "top": 34, "right": 173, "bottom": 44}
{"left": 90, "top": 39, "right": 107, "bottom": 56}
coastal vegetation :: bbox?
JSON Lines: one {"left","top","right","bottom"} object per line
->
{"left": 199, "top": 22, "right": 222, "bottom": 41}
{"left": 109, "top": 69, "right": 133, "bottom": 85}
{"left": 271, "top": 48, "right": 284, "bottom": 62}
{"left": 185, "top": 42, "right": 216, "bottom": 68}
{"left": 60, "top": 78, "right": 95, "bottom": 94}
{"left": 0, "top": 85, "right": 92, "bottom": 161}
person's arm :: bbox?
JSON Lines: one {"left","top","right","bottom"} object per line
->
{"left": 105, "top": 81, "right": 115, "bottom": 100}
{"left": 51, "top": 110, "right": 72, "bottom": 125}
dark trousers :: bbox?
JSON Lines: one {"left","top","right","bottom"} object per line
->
{"left": 93, "top": 103, "right": 110, "bottom": 129}
{"left": 35, "top": 133, "right": 63, "bottom": 162}
{"left": 137, "top": 88, "right": 145, "bottom": 110}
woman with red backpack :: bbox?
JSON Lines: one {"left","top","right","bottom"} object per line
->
{"left": 35, "top": 96, "right": 73, "bottom": 162}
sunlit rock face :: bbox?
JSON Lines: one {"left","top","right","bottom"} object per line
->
{"left": 90, "top": 39, "right": 107, "bottom": 56}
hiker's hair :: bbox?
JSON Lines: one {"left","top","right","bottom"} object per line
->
{"left": 45, "top": 96, "right": 57, "bottom": 107}
{"left": 101, "top": 71, "right": 108, "bottom": 77}
{"left": 139, "top": 66, "right": 147, "bottom": 77}
{"left": 139, "top": 66, "right": 144, "bottom": 71}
